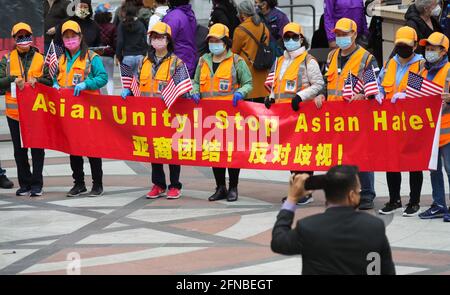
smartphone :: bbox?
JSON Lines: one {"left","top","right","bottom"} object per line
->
{"left": 304, "top": 175, "right": 326, "bottom": 190}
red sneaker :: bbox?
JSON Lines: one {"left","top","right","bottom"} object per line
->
{"left": 166, "top": 188, "right": 181, "bottom": 199}
{"left": 146, "top": 185, "right": 166, "bottom": 199}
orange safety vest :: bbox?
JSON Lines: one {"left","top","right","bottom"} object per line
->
{"left": 422, "top": 62, "right": 450, "bottom": 147}
{"left": 273, "top": 51, "right": 313, "bottom": 103}
{"left": 381, "top": 57, "right": 424, "bottom": 99}
{"left": 199, "top": 53, "right": 240, "bottom": 101}
{"left": 5, "top": 49, "right": 44, "bottom": 121}
{"left": 57, "top": 50, "right": 100, "bottom": 95}
{"left": 138, "top": 55, "right": 179, "bottom": 97}
{"left": 325, "top": 46, "right": 373, "bottom": 101}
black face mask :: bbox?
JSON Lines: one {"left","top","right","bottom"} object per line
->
{"left": 396, "top": 45, "right": 414, "bottom": 58}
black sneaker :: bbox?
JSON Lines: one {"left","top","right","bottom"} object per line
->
{"left": 89, "top": 184, "right": 103, "bottom": 197}
{"left": 67, "top": 184, "right": 88, "bottom": 197}
{"left": 358, "top": 198, "right": 374, "bottom": 210}
{"left": 379, "top": 202, "right": 402, "bottom": 215}
{"left": 403, "top": 203, "right": 420, "bottom": 217}
{"left": 0, "top": 175, "right": 14, "bottom": 189}
{"left": 30, "top": 187, "right": 43, "bottom": 197}
{"left": 16, "top": 187, "right": 31, "bottom": 196}
{"left": 281, "top": 195, "right": 314, "bottom": 206}
{"left": 208, "top": 186, "right": 228, "bottom": 201}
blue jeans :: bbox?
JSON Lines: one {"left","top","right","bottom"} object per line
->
{"left": 0, "top": 160, "right": 5, "bottom": 176}
{"left": 430, "top": 143, "right": 450, "bottom": 207}
{"left": 122, "top": 55, "right": 144, "bottom": 77}
{"left": 359, "top": 171, "right": 376, "bottom": 201}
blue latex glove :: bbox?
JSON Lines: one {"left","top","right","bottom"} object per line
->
{"left": 52, "top": 82, "right": 60, "bottom": 90}
{"left": 121, "top": 89, "right": 132, "bottom": 100}
{"left": 191, "top": 93, "right": 200, "bottom": 104}
{"left": 73, "top": 82, "right": 87, "bottom": 96}
{"left": 232, "top": 92, "right": 244, "bottom": 107}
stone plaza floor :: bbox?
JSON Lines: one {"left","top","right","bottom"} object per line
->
{"left": 1, "top": 77, "right": 450, "bottom": 275}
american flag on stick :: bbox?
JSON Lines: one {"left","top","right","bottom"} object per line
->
{"left": 120, "top": 63, "right": 141, "bottom": 97}
{"left": 363, "top": 65, "right": 382, "bottom": 104}
{"left": 406, "top": 71, "right": 443, "bottom": 98}
{"left": 161, "top": 63, "right": 193, "bottom": 109}
{"left": 342, "top": 71, "right": 363, "bottom": 100}
{"left": 44, "top": 40, "right": 59, "bottom": 78}
{"left": 264, "top": 58, "right": 277, "bottom": 92}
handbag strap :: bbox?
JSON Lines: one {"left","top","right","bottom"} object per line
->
{"left": 237, "top": 24, "right": 265, "bottom": 46}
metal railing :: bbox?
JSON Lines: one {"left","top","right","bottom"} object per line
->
{"left": 278, "top": 3, "right": 316, "bottom": 33}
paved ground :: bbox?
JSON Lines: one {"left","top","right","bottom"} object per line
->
{"left": 1, "top": 75, "right": 450, "bottom": 275}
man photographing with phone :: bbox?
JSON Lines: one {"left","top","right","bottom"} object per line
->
{"left": 271, "top": 165, "right": 396, "bottom": 275}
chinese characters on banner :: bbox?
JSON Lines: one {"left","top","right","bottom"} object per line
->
{"left": 18, "top": 84, "right": 442, "bottom": 172}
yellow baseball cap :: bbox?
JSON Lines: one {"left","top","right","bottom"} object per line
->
{"left": 419, "top": 32, "right": 449, "bottom": 51}
{"left": 207, "top": 23, "right": 229, "bottom": 39}
{"left": 332, "top": 18, "right": 357, "bottom": 33}
{"left": 11, "top": 22, "right": 32, "bottom": 37}
{"left": 62, "top": 20, "right": 81, "bottom": 34}
{"left": 149, "top": 22, "right": 172, "bottom": 37}
{"left": 395, "top": 26, "right": 417, "bottom": 46}
{"left": 283, "top": 22, "right": 304, "bottom": 36}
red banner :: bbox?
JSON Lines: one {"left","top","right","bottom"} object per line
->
{"left": 17, "top": 84, "right": 442, "bottom": 172}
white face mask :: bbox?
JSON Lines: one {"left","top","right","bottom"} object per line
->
{"left": 431, "top": 5, "right": 441, "bottom": 17}
{"left": 75, "top": 6, "right": 90, "bottom": 19}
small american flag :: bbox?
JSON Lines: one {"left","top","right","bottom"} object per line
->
{"left": 406, "top": 71, "right": 443, "bottom": 98}
{"left": 342, "top": 72, "right": 363, "bottom": 100}
{"left": 363, "top": 66, "right": 381, "bottom": 102}
{"left": 162, "top": 64, "right": 193, "bottom": 109}
{"left": 16, "top": 36, "right": 33, "bottom": 47}
{"left": 120, "top": 63, "right": 141, "bottom": 97}
{"left": 264, "top": 71, "right": 275, "bottom": 92}
{"left": 44, "top": 40, "right": 59, "bottom": 78}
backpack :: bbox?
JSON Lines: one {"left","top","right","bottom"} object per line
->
{"left": 237, "top": 24, "right": 274, "bottom": 71}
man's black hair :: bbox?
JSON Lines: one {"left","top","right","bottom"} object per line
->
{"left": 323, "top": 165, "right": 360, "bottom": 203}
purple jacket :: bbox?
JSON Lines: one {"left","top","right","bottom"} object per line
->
{"left": 265, "top": 8, "right": 290, "bottom": 42}
{"left": 324, "top": 0, "right": 369, "bottom": 42}
{"left": 162, "top": 5, "right": 197, "bottom": 77}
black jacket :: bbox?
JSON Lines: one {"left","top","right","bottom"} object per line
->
{"left": 209, "top": 3, "right": 240, "bottom": 39}
{"left": 44, "top": 0, "right": 71, "bottom": 44}
{"left": 116, "top": 20, "right": 148, "bottom": 61}
{"left": 271, "top": 206, "right": 396, "bottom": 275}
{"left": 405, "top": 4, "right": 443, "bottom": 55}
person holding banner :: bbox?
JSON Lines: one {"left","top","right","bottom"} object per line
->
{"left": 263, "top": 22, "right": 325, "bottom": 205}
{"left": 192, "top": 23, "right": 253, "bottom": 202}
{"left": 377, "top": 26, "right": 425, "bottom": 217}
{"left": 122, "top": 21, "right": 186, "bottom": 200}
{"left": 54, "top": 20, "right": 108, "bottom": 197}
{"left": 0, "top": 22, "right": 52, "bottom": 197}
{"left": 417, "top": 32, "right": 450, "bottom": 221}
{"left": 317, "top": 18, "right": 379, "bottom": 210}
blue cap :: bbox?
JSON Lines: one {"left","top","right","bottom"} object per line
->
{"left": 95, "top": 3, "right": 111, "bottom": 14}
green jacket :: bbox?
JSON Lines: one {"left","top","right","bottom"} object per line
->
{"left": 0, "top": 47, "right": 52, "bottom": 94}
{"left": 193, "top": 50, "right": 253, "bottom": 98}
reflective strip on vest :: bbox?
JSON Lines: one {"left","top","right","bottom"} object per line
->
{"left": 5, "top": 103, "right": 18, "bottom": 110}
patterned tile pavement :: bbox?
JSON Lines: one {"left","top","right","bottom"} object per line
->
{"left": 1, "top": 80, "right": 450, "bottom": 275}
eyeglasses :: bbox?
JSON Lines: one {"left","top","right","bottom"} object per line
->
{"left": 283, "top": 36, "right": 300, "bottom": 42}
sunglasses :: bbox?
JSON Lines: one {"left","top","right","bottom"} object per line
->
{"left": 283, "top": 36, "right": 300, "bottom": 42}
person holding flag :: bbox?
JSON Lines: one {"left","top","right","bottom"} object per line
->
{"left": 417, "top": 32, "right": 450, "bottom": 221}
{"left": 317, "top": 18, "right": 379, "bottom": 210}
{"left": 263, "top": 22, "right": 324, "bottom": 110}
{"left": 263, "top": 22, "right": 324, "bottom": 206}
{"left": 53, "top": 20, "right": 108, "bottom": 198}
{"left": 377, "top": 26, "right": 425, "bottom": 217}
{"left": 0, "top": 22, "right": 52, "bottom": 197}
{"left": 122, "top": 21, "right": 191, "bottom": 200}
{"left": 192, "top": 23, "right": 253, "bottom": 202}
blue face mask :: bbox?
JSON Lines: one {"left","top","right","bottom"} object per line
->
{"left": 425, "top": 51, "right": 441, "bottom": 63}
{"left": 209, "top": 43, "right": 226, "bottom": 56}
{"left": 336, "top": 36, "right": 353, "bottom": 50}
{"left": 284, "top": 39, "right": 301, "bottom": 52}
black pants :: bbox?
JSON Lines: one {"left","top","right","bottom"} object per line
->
{"left": 386, "top": 171, "right": 422, "bottom": 205}
{"left": 152, "top": 164, "right": 182, "bottom": 189}
{"left": 213, "top": 168, "right": 240, "bottom": 188}
{"left": 70, "top": 155, "right": 103, "bottom": 186}
{"left": 7, "top": 117, "right": 45, "bottom": 189}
